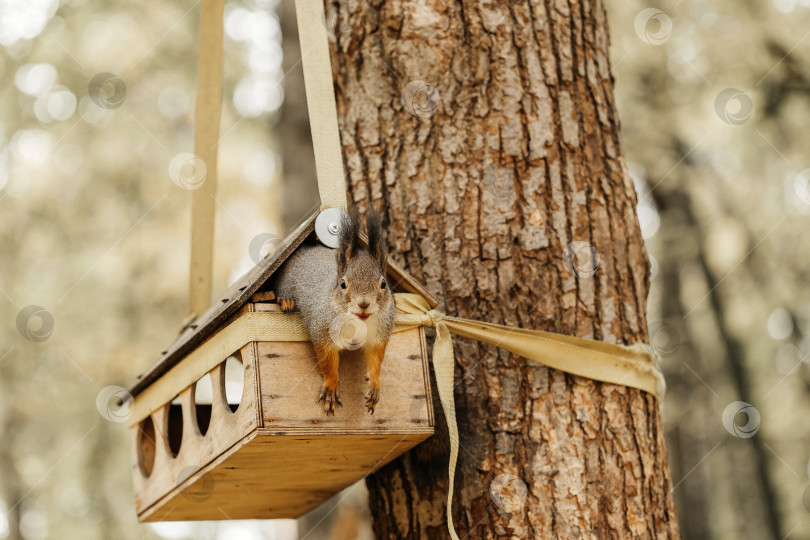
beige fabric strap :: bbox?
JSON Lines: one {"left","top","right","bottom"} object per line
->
{"left": 176, "top": 2, "right": 660, "bottom": 537}
{"left": 188, "top": 0, "right": 225, "bottom": 316}
{"left": 294, "top": 0, "right": 348, "bottom": 210}
{"left": 394, "top": 294, "right": 663, "bottom": 396}
{"left": 187, "top": 0, "right": 346, "bottom": 318}
{"left": 392, "top": 294, "right": 663, "bottom": 540}
{"left": 132, "top": 293, "right": 663, "bottom": 539}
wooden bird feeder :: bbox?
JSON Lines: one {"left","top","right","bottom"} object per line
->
{"left": 128, "top": 212, "right": 437, "bottom": 521}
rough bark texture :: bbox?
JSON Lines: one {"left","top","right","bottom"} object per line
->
{"left": 327, "top": 0, "right": 680, "bottom": 537}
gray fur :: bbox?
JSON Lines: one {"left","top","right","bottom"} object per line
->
{"left": 275, "top": 244, "right": 395, "bottom": 351}
{"left": 275, "top": 245, "right": 340, "bottom": 346}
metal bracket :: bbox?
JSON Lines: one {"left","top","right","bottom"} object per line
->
{"left": 315, "top": 207, "right": 345, "bottom": 249}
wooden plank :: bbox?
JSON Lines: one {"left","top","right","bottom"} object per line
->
{"left": 252, "top": 302, "right": 282, "bottom": 313}
{"left": 417, "top": 327, "right": 435, "bottom": 426}
{"left": 137, "top": 431, "right": 430, "bottom": 521}
{"left": 131, "top": 329, "right": 434, "bottom": 518}
{"left": 250, "top": 291, "right": 276, "bottom": 303}
{"left": 257, "top": 329, "right": 433, "bottom": 431}
{"left": 131, "top": 343, "right": 259, "bottom": 514}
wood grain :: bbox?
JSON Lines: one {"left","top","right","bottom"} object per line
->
{"left": 129, "top": 213, "right": 317, "bottom": 398}
{"left": 130, "top": 216, "right": 437, "bottom": 398}
{"left": 257, "top": 328, "right": 433, "bottom": 430}
{"left": 138, "top": 431, "right": 430, "bottom": 522}
{"left": 131, "top": 343, "right": 259, "bottom": 515}
{"left": 131, "top": 309, "right": 434, "bottom": 521}
{"left": 249, "top": 291, "right": 276, "bottom": 303}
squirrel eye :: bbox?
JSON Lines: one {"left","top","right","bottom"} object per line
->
{"left": 380, "top": 278, "right": 387, "bottom": 289}
{"left": 339, "top": 279, "right": 347, "bottom": 290}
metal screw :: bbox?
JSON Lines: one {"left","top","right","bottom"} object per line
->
{"left": 327, "top": 221, "right": 339, "bottom": 235}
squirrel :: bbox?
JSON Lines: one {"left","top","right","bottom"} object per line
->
{"left": 274, "top": 206, "right": 396, "bottom": 415}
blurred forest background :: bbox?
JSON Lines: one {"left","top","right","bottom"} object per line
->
{"left": 0, "top": 0, "right": 809, "bottom": 539}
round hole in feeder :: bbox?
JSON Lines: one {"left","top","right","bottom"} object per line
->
{"left": 224, "top": 353, "right": 244, "bottom": 413}
{"left": 193, "top": 373, "right": 213, "bottom": 436}
{"left": 137, "top": 416, "right": 156, "bottom": 478}
{"left": 166, "top": 395, "right": 183, "bottom": 457}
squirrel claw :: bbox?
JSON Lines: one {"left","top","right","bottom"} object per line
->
{"left": 278, "top": 297, "right": 296, "bottom": 313}
{"left": 318, "top": 386, "right": 342, "bottom": 416}
{"left": 365, "top": 387, "right": 379, "bottom": 415}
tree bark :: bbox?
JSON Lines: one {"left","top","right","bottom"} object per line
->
{"left": 328, "top": 0, "right": 680, "bottom": 537}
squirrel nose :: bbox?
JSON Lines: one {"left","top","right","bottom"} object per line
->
{"left": 358, "top": 300, "right": 370, "bottom": 309}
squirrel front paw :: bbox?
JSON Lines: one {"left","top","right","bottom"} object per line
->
{"left": 365, "top": 386, "right": 380, "bottom": 415}
{"left": 278, "top": 297, "right": 295, "bottom": 313}
{"left": 318, "top": 385, "right": 342, "bottom": 416}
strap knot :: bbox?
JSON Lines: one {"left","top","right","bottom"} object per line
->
{"left": 390, "top": 291, "right": 665, "bottom": 540}
{"left": 421, "top": 309, "right": 443, "bottom": 328}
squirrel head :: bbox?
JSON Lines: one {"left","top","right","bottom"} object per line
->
{"left": 335, "top": 206, "right": 391, "bottom": 320}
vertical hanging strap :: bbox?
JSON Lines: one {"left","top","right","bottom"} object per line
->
{"left": 294, "top": 0, "right": 348, "bottom": 210}
{"left": 431, "top": 318, "right": 461, "bottom": 540}
{"left": 188, "top": 0, "right": 225, "bottom": 316}
{"left": 188, "top": 0, "right": 347, "bottom": 316}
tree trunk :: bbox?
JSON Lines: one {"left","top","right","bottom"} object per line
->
{"left": 651, "top": 188, "right": 711, "bottom": 540}
{"left": 328, "top": 0, "right": 680, "bottom": 537}
{"left": 672, "top": 185, "right": 783, "bottom": 540}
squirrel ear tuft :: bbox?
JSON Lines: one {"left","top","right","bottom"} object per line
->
{"left": 337, "top": 205, "right": 360, "bottom": 275}
{"left": 365, "top": 206, "right": 387, "bottom": 270}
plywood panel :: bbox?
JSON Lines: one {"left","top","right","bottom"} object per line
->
{"left": 131, "top": 343, "right": 259, "bottom": 514}
{"left": 257, "top": 328, "right": 433, "bottom": 432}
{"left": 130, "top": 214, "right": 317, "bottom": 397}
{"left": 138, "top": 431, "right": 430, "bottom": 521}
{"left": 131, "top": 314, "right": 434, "bottom": 522}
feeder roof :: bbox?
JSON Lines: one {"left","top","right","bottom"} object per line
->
{"left": 129, "top": 211, "right": 437, "bottom": 397}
